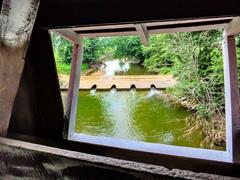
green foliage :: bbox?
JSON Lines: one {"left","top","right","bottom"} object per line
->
{"left": 51, "top": 32, "right": 104, "bottom": 75}
{"left": 167, "top": 30, "right": 224, "bottom": 119}
{"left": 111, "top": 36, "right": 145, "bottom": 61}
{"left": 143, "top": 34, "right": 174, "bottom": 73}
{"left": 154, "top": 30, "right": 227, "bottom": 147}
{"left": 235, "top": 35, "right": 240, "bottom": 83}
{"left": 81, "top": 63, "right": 89, "bottom": 72}
{"left": 142, "top": 31, "right": 225, "bottom": 121}
{"left": 55, "top": 62, "right": 71, "bottom": 75}
{"left": 83, "top": 38, "right": 102, "bottom": 63}
{"left": 51, "top": 33, "right": 72, "bottom": 64}
{"left": 55, "top": 62, "right": 88, "bottom": 75}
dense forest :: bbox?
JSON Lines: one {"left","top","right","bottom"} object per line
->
{"left": 51, "top": 30, "right": 240, "bottom": 148}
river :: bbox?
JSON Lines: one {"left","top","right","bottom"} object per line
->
{"left": 61, "top": 60, "right": 224, "bottom": 150}
{"left": 100, "top": 60, "right": 155, "bottom": 76}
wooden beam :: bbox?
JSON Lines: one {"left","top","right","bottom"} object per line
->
{"left": 144, "top": 17, "right": 233, "bottom": 27}
{"left": 35, "top": 0, "right": 240, "bottom": 29}
{"left": 0, "top": 0, "right": 40, "bottom": 136}
{"left": 135, "top": 24, "right": 149, "bottom": 46}
{"left": 65, "top": 38, "right": 84, "bottom": 139}
{"left": 72, "top": 24, "right": 135, "bottom": 31}
{"left": 149, "top": 23, "right": 226, "bottom": 34}
{"left": 71, "top": 17, "right": 233, "bottom": 32}
{"left": 225, "top": 17, "right": 240, "bottom": 36}
{"left": 52, "top": 29, "right": 81, "bottom": 44}
{"left": 79, "top": 31, "right": 138, "bottom": 38}
{"left": 76, "top": 23, "right": 227, "bottom": 38}
{"left": 0, "top": 137, "right": 236, "bottom": 179}
{"left": 222, "top": 34, "right": 240, "bottom": 163}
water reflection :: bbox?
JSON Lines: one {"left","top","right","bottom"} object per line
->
{"left": 74, "top": 90, "right": 208, "bottom": 149}
{"left": 103, "top": 60, "right": 155, "bottom": 76}
{"left": 104, "top": 60, "right": 130, "bottom": 76}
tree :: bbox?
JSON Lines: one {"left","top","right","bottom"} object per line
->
{"left": 51, "top": 33, "right": 72, "bottom": 64}
{"left": 168, "top": 30, "right": 226, "bottom": 147}
{"left": 143, "top": 34, "right": 174, "bottom": 73}
{"left": 141, "top": 30, "right": 226, "bottom": 147}
{"left": 83, "top": 38, "right": 102, "bottom": 64}
{"left": 111, "top": 36, "right": 144, "bottom": 62}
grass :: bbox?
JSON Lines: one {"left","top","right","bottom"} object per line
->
{"left": 56, "top": 61, "right": 89, "bottom": 75}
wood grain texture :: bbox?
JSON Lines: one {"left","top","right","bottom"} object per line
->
{"left": 64, "top": 44, "right": 79, "bottom": 138}
{"left": 223, "top": 35, "right": 240, "bottom": 162}
{"left": 0, "top": 141, "right": 161, "bottom": 179}
{"left": 0, "top": 0, "right": 40, "bottom": 136}
{"left": 9, "top": 29, "right": 64, "bottom": 140}
{"left": 66, "top": 41, "right": 83, "bottom": 139}
{"left": 36, "top": 0, "right": 240, "bottom": 28}
{"left": 0, "top": 137, "right": 238, "bottom": 179}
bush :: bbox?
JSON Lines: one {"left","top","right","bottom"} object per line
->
{"left": 143, "top": 34, "right": 174, "bottom": 73}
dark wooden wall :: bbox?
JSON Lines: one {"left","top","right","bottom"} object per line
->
{"left": 0, "top": 143, "right": 165, "bottom": 179}
{"left": 8, "top": 29, "right": 64, "bottom": 141}
{"left": 4, "top": 0, "right": 240, "bottom": 178}
{"left": 36, "top": 0, "right": 240, "bottom": 28}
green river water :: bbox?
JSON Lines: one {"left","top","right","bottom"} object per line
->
{"left": 62, "top": 90, "right": 206, "bottom": 148}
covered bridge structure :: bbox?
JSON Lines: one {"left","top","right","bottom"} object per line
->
{"left": 1, "top": 0, "right": 240, "bottom": 179}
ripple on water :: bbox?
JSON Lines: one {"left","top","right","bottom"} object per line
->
{"left": 63, "top": 90, "right": 221, "bottom": 150}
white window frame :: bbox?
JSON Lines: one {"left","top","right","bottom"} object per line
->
{"left": 52, "top": 17, "right": 240, "bottom": 163}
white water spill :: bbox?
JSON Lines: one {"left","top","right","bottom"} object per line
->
{"left": 130, "top": 87, "right": 136, "bottom": 96}
{"left": 146, "top": 87, "right": 160, "bottom": 97}
{"left": 104, "top": 60, "right": 130, "bottom": 76}
{"left": 90, "top": 89, "right": 96, "bottom": 96}
{"left": 110, "top": 87, "right": 117, "bottom": 94}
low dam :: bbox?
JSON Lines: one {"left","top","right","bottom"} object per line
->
{"left": 61, "top": 75, "right": 176, "bottom": 90}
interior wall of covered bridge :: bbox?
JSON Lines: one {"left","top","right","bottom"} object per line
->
{"left": 36, "top": 0, "right": 240, "bottom": 28}
{"left": 1, "top": 0, "right": 240, "bottom": 177}
{"left": 6, "top": 28, "right": 240, "bottom": 177}
{"left": 8, "top": 29, "right": 64, "bottom": 140}
{"left": 0, "top": 0, "right": 40, "bottom": 136}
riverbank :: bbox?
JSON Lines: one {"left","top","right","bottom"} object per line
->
{"left": 158, "top": 90, "right": 226, "bottom": 149}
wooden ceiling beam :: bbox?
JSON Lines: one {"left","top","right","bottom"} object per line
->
{"left": 72, "top": 24, "right": 135, "bottom": 32}
{"left": 149, "top": 23, "right": 227, "bottom": 34}
{"left": 225, "top": 17, "right": 240, "bottom": 36}
{"left": 135, "top": 24, "right": 149, "bottom": 46}
{"left": 52, "top": 29, "right": 81, "bottom": 44}
{"left": 77, "top": 31, "right": 138, "bottom": 38}
{"left": 75, "top": 23, "right": 227, "bottom": 38}
{"left": 72, "top": 17, "right": 232, "bottom": 32}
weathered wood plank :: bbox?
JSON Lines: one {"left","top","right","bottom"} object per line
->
{"left": 222, "top": 34, "right": 240, "bottom": 163}
{"left": 8, "top": 29, "right": 65, "bottom": 140}
{"left": 52, "top": 29, "right": 81, "bottom": 44}
{"left": 225, "top": 17, "right": 240, "bottom": 36}
{"left": 135, "top": 24, "right": 149, "bottom": 46}
{"left": 35, "top": 0, "right": 240, "bottom": 28}
{"left": 0, "top": 0, "right": 40, "bottom": 136}
{"left": 0, "top": 137, "right": 238, "bottom": 179}
{"left": 65, "top": 40, "right": 84, "bottom": 139}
